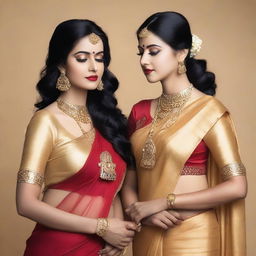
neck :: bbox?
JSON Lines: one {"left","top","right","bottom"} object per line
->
{"left": 161, "top": 73, "right": 191, "bottom": 95}
{"left": 59, "top": 86, "right": 88, "bottom": 106}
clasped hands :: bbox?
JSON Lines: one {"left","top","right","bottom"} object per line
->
{"left": 125, "top": 199, "right": 183, "bottom": 230}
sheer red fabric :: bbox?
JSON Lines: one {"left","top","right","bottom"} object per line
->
{"left": 24, "top": 130, "right": 126, "bottom": 256}
{"left": 128, "top": 100, "right": 208, "bottom": 174}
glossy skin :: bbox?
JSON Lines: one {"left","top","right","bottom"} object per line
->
{"left": 16, "top": 35, "right": 136, "bottom": 255}
{"left": 64, "top": 36, "right": 104, "bottom": 91}
{"left": 122, "top": 31, "right": 247, "bottom": 229}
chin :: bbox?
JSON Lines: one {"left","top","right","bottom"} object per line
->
{"left": 146, "top": 77, "right": 160, "bottom": 84}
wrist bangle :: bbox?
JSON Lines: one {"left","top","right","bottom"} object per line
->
{"left": 96, "top": 218, "right": 109, "bottom": 237}
{"left": 167, "top": 193, "right": 176, "bottom": 209}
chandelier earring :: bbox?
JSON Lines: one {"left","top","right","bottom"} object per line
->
{"left": 177, "top": 61, "right": 187, "bottom": 75}
{"left": 97, "top": 80, "right": 104, "bottom": 91}
{"left": 56, "top": 69, "right": 71, "bottom": 91}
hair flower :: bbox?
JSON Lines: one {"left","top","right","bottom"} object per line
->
{"left": 190, "top": 34, "right": 202, "bottom": 58}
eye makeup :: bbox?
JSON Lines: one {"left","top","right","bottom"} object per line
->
{"left": 137, "top": 47, "right": 161, "bottom": 56}
{"left": 74, "top": 51, "right": 104, "bottom": 63}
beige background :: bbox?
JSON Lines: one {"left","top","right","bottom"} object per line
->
{"left": 0, "top": 0, "right": 255, "bottom": 255}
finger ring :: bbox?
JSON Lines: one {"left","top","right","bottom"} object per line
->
{"left": 136, "top": 222, "right": 142, "bottom": 232}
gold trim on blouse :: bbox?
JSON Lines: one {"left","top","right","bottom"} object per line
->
{"left": 181, "top": 166, "right": 206, "bottom": 175}
{"left": 17, "top": 170, "right": 45, "bottom": 186}
{"left": 221, "top": 162, "right": 246, "bottom": 181}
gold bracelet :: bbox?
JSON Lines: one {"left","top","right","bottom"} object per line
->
{"left": 167, "top": 193, "right": 176, "bottom": 209}
{"left": 221, "top": 162, "right": 246, "bottom": 181}
{"left": 17, "top": 170, "right": 44, "bottom": 186}
{"left": 96, "top": 218, "right": 109, "bottom": 237}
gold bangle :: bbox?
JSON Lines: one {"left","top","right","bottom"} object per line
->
{"left": 96, "top": 218, "right": 109, "bottom": 237}
{"left": 17, "top": 170, "right": 44, "bottom": 186}
{"left": 167, "top": 193, "right": 176, "bottom": 209}
{"left": 221, "top": 162, "right": 246, "bottom": 181}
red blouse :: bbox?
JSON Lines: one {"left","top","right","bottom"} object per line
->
{"left": 128, "top": 100, "right": 208, "bottom": 175}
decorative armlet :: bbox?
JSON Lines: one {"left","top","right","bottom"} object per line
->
{"left": 17, "top": 170, "right": 45, "bottom": 186}
{"left": 167, "top": 193, "right": 176, "bottom": 209}
{"left": 96, "top": 218, "right": 109, "bottom": 237}
{"left": 221, "top": 163, "right": 246, "bottom": 181}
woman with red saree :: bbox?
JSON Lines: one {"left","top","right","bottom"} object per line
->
{"left": 122, "top": 12, "right": 247, "bottom": 256}
{"left": 16, "top": 19, "right": 136, "bottom": 256}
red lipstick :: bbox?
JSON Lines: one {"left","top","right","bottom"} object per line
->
{"left": 86, "top": 75, "right": 98, "bottom": 81}
{"left": 143, "top": 69, "right": 154, "bottom": 75}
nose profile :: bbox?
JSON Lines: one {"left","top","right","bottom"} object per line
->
{"left": 140, "top": 51, "right": 149, "bottom": 66}
{"left": 88, "top": 57, "right": 98, "bottom": 72}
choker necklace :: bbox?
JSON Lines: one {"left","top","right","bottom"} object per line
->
{"left": 57, "top": 98, "right": 93, "bottom": 136}
{"left": 140, "top": 85, "right": 193, "bottom": 169}
{"left": 157, "top": 85, "right": 193, "bottom": 120}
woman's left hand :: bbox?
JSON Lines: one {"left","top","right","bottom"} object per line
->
{"left": 99, "top": 243, "right": 123, "bottom": 256}
{"left": 125, "top": 199, "right": 167, "bottom": 224}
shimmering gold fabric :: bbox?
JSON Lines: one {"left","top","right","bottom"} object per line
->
{"left": 131, "top": 96, "right": 246, "bottom": 256}
{"left": 134, "top": 210, "right": 220, "bottom": 256}
{"left": 19, "top": 109, "right": 92, "bottom": 188}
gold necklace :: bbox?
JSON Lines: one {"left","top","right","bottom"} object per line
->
{"left": 56, "top": 98, "right": 94, "bottom": 139}
{"left": 140, "top": 85, "right": 193, "bottom": 169}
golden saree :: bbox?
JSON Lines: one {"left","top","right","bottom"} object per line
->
{"left": 129, "top": 96, "right": 246, "bottom": 256}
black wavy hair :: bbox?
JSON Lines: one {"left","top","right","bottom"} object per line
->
{"left": 137, "top": 11, "right": 216, "bottom": 95}
{"left": 35, "top": 19, "right": 134, "bottom": 167}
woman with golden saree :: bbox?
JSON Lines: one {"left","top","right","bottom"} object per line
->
{"left": 122, "top": 12, "right": 247, "bottom": 256}
{"left": 16, "top": 19, "right": 136, "bottom": 256}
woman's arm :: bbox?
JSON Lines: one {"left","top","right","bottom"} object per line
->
{"left": 126, "top": 175, "right": 247, "bottom": 222}
{"left": 16, "top": 183, "right": 97, "bottom": 233}
{"left": 121, "top": 169, "right": 139, "bottom": 210}
{"left": 17, "top": 112, "right": 136, "bottom": 249}
{"left": 126, "top": 113, "right": 247, "bottom": 223}
{"left": 122, "top": 170, "right": 184, "bottom": 227}
{"left": 99, "top": 195, "right": 126, "bottom": 256}
{"left": 17, "top": 183, "right": 136, "bottom": 249}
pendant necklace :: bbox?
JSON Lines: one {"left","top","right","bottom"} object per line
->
{"left": 140, "top": 85, "right": 193, "bottom": 169}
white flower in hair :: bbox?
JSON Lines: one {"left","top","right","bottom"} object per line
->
{"left": 190, "top": 34, "right": 202, "bottom": 58}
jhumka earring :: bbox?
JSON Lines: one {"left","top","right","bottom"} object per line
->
{"left": 97, "top": 80, "right": 104, "bottom": 91}
{"left": 56, "top": 70, "right": 71, "bottom": 91}
{"left": 178, "top": 61, "right": 187, "bottom": 74}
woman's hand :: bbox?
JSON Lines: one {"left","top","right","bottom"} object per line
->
{"left": 142, "top": 210, "right": 183, "bottom": 230}
{"left": 102, "top": 218, "right": 136, "bottom": 250}
{"left": 125, "top": 199, "right": 167, "bottom": 224}
{"left": 99, "top": 243, "right": 123, "bottom": 256}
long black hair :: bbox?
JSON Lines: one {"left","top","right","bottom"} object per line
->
{"left": 137, "top": 12, "right": 216, "bottom": 95}
{"left": 35, "top": 19, "right": 134, "bottom": 166}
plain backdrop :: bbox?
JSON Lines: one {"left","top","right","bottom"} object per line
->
{"left": 0, "top": 0, "right": 255, "bottom": 255}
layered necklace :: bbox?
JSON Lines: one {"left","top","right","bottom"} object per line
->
{"left": 57, "top": 98, "right": 117, "bottom": 181}
{"left": 56, "top": 98, "right": 95, "bottom": 143}
{"left": 140, "top": 85, "right": 193, "bottom": 169}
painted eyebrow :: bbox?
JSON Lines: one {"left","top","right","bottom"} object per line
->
{"left": 138, "top": 44, "right": 161, "bottom": 49}
{"left": 74, "top": 51, "right": 104, "bottom": 55}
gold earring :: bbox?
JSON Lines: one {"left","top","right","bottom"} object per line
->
{"left": 178, "top": 61, "right": 187, "bottom": 74}
{"left": 56, "top": 70, "right": 71, "bottom": 91}
{"left": 97, "top": 80, "right": 104, "bottom": 91}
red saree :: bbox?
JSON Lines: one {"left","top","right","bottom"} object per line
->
{"left": 23, "top": 129, "right": 126, "bottom": 256}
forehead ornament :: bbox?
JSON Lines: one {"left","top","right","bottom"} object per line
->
{"left": 88, "top": 33, "right": 100, "bottom": 45}
{"left": 138, "top": 27, "right": 150, "bottom": 38}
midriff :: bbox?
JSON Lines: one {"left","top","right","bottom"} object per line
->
{"left": 173, "top": 175, "right": 209, "bottom": 220}
{"left": 42, "top": 188, "right": 115, "bottom": 217}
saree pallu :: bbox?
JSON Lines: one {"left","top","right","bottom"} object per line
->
{"left": 129, "top": 96, "right": 246, "bottom": 256}
{"left": 24, "top": 130, "right": 126, "bottom": 256}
